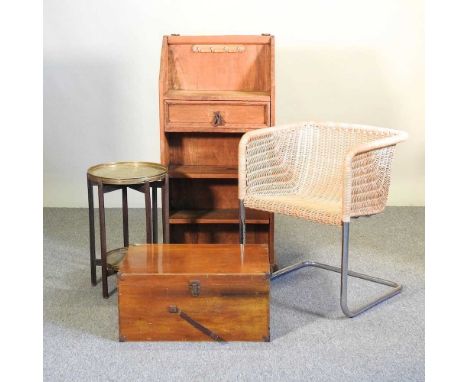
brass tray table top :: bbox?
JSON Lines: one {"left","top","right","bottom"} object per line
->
{"left": 106, "top": 247, "right": 128, "bottom": 272}
{"left": 87, "top": 161, "right": 167, "bottom": 185}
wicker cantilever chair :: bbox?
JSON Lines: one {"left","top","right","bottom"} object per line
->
{"left": 239, "top": 121, "right": 408, "bottom": 317}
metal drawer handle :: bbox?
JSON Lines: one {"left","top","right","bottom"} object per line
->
{"left": 212, "top": 111, "right": 225, "bottom": 127}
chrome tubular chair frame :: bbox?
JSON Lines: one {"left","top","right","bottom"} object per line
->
{"left": 239, "top": 201, "right": 402, "bottom": 318}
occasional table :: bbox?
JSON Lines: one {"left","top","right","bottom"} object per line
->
{"left": 87, "top": 161, "right": 169, "bottom": 298}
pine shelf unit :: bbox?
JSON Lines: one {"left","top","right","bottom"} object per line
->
{"left": 159, "top": 35, "right": 276, "bottom": 267}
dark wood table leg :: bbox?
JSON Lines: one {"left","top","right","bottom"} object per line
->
{"left": 87, "top": 178, "right": 97, "bottom": 286}
{"left": 163, "top": 174, "right": 170, "bottom": 243}
{"left": 98, "top": 182, "right": 109, "bottom": 299}
{"left": 122, "top": 186, "right": 129, "bottom": 247}
{"left": 144, "top": 182, "right": 152, "bottom": 243}
{"left": 152, "top": 184, "right": 158, "bottom": 243}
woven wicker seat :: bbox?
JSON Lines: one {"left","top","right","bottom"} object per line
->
{"left": 238, "top": 121, "right": 408, "bottom": 317}
{"left": 245, "top": 194, "right": 343, "bottom": 225}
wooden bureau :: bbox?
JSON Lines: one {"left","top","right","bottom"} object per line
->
{"left": 158, "top": 35, "right": 276, "bottom": 268}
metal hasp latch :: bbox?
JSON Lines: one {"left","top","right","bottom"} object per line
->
{"left": 189, "top": 280, "right": 201, "bottom": 297}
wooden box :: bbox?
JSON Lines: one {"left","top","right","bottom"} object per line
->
{"left": 118, "top": 244, "right": 270, "bottom": 342}
{"left": 158, "top": 35, "right": 276, "bottom": 269}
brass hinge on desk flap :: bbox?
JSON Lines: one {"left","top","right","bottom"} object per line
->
{"left": 167, "top": 305, "right": 225, "bottom": 342}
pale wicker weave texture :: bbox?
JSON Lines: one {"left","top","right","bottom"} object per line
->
{"left": 239, "top": 122, "right": 408, "bottom": 225}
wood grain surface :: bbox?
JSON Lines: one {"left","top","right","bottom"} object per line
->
{"left": 165, "top": 100, "right": 270, "bottom": 132}
{"left": 118, "top": 244, "right": 270, "bottom": 341}
{"left": 158, "top": 35, "right": 276, "bottom": 267}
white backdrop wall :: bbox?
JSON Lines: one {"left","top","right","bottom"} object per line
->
{"left": 44, "top": 0, "right": 424, "bottom": 207}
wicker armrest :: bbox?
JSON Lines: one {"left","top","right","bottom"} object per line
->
{"left": 239, "top": 124, "right": 304, "bottom": 200}
{"left": 342, "top": 130, "right": 408, "bottom": 222}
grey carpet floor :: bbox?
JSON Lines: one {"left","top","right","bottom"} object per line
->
{"left": 43, "top": 207, "right": 424, "bottom": 381}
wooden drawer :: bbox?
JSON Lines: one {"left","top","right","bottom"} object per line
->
{"left": 165, "top": 100, "right": 270, "bottom": 132}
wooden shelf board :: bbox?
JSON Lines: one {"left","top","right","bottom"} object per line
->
{"left": 165, "top": 126, "right": 263, "bottom": 133}
{"left": 169, "top": 165, "right": 238, "bottom": 179}
{"left": 169, "top": 209, "right": 270, "bottom": 224}
{"left": 164, "top": 90, "right": 271, "bottom": 102}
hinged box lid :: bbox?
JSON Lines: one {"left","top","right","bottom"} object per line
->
{"left": 118, "top": 244, "right": 270, "bottom": 277}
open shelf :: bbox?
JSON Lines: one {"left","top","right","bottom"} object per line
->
{"left": 169, "top": 208, "right": 270, "bottom": 224}
{"left": 169, "top": 165, "right": 238, "bottom": 179}
{"left": 165, "top": 90, "right": 271, "bottom": 102}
